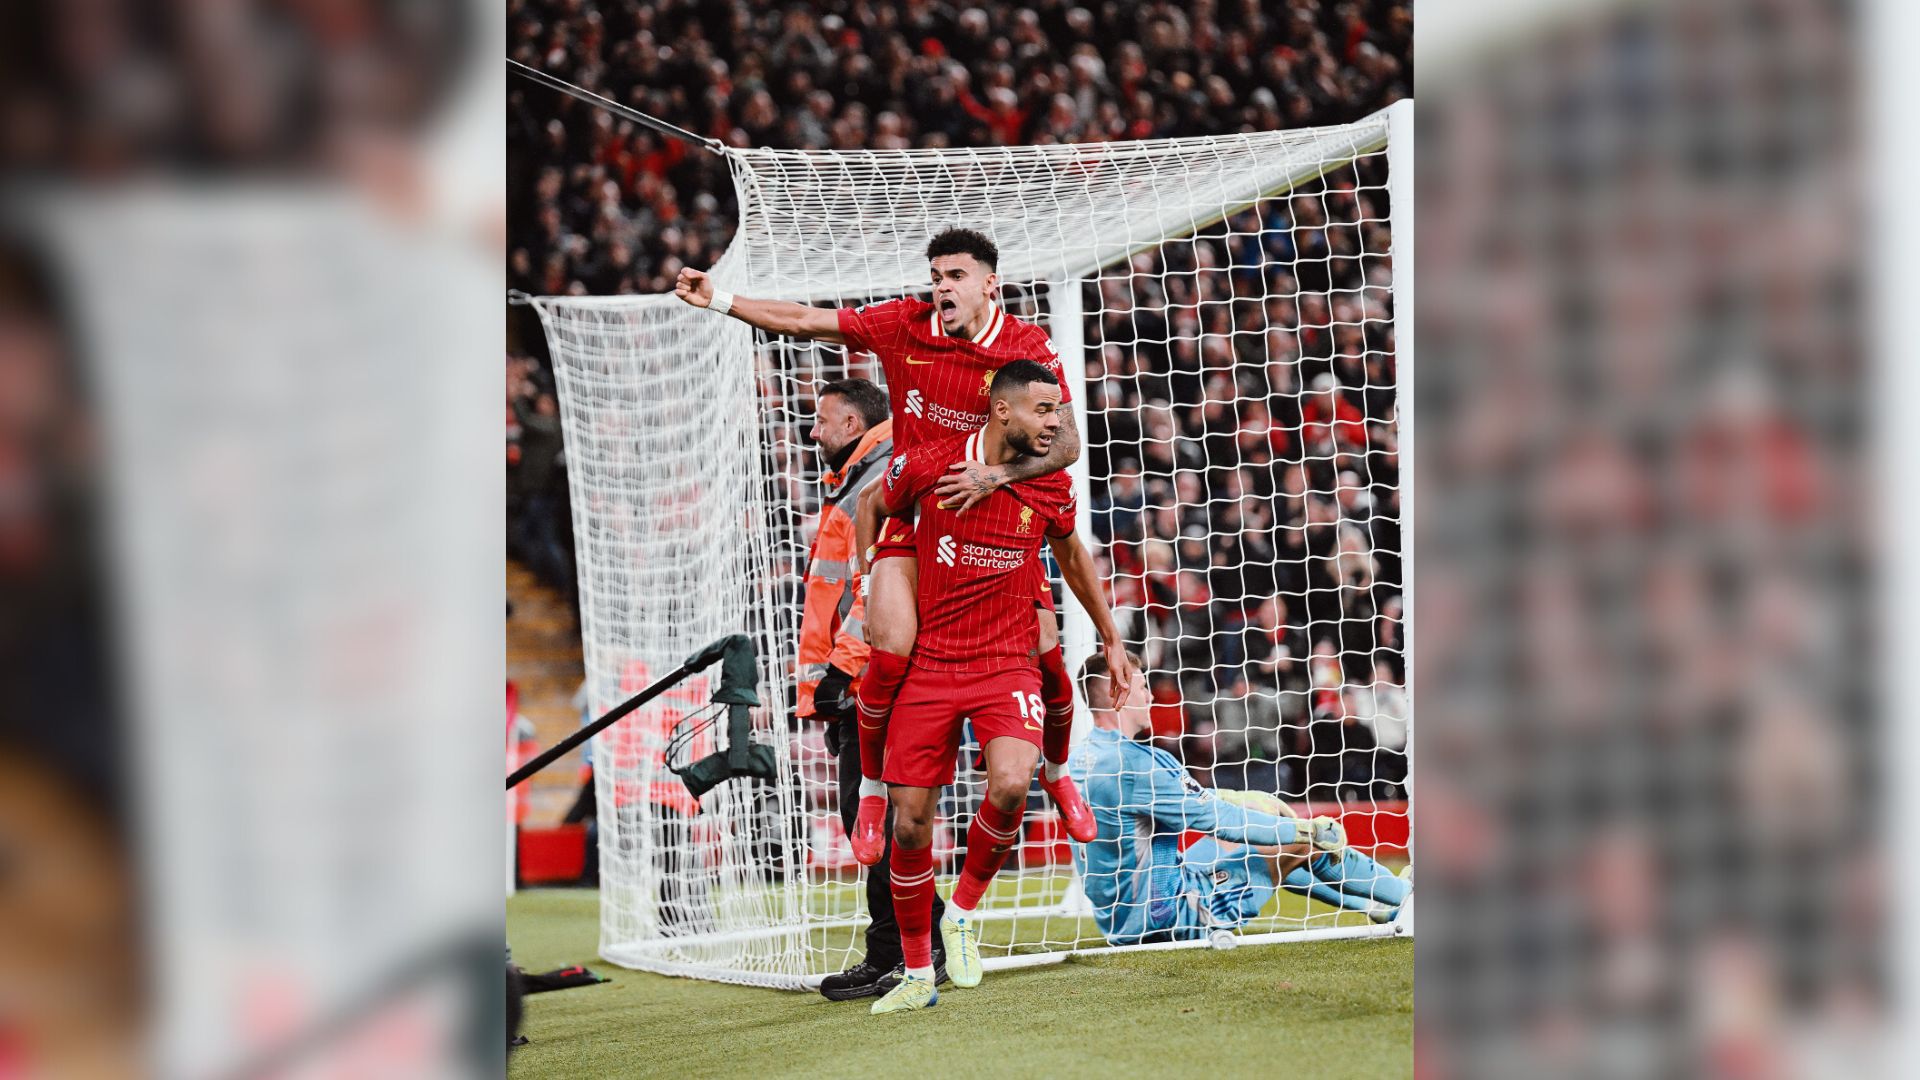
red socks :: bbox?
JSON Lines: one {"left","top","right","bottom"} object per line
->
{"left": 1038, "top": 644, "right": 1075, "bottom": 769}
{"left": 890, "top": 843, "right": 936, "bottom": 969}
{"left": 952, "top": 799, "right": 1026, "bottom": 911}
{"left": 856, "top": 649, "right": 912, "bottom": 782}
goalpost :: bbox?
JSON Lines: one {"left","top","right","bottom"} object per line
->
{"left": 527, "top": 100, "right": 1413, "bottom": 990}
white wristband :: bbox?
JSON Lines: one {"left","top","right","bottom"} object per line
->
{"left": 709, "top": 289, "right": 734, "bottom": 316}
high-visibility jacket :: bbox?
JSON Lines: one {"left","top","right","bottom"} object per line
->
{"left": 795, "top": 420, "right": 893, "bottom": 719}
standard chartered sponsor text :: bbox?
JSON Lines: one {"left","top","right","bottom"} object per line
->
{"left": 925, "top": 401, "right": 988, "bottom": 431}
{"left": 959, "top": 544, "right": 1026, "bottom": 571}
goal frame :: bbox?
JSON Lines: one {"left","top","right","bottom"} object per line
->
{"left": 525, "top": 99, "right": 1416, "bottom": 989}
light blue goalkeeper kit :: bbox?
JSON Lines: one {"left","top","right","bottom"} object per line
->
{"left": 1069, "top": 725, "right": 1407, "bottom": 944}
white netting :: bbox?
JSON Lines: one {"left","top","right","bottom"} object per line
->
{"left": 532, "top": 104, "right": 1411, "bottom": 989}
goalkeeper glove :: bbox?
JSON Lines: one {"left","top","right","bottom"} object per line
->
{"left": 1305, "top": 814, "right": 1347, "bottom": 853}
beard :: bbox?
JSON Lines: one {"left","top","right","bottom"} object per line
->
{"left": 819, "top": 438, "right": 859, "bottom": 473}
{"left": 1005, "top": 428, "right": 1049, "bottom": 458}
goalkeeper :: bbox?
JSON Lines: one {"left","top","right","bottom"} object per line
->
{"left": 1068, "top": 652, "right": 1410, "bottom": 944}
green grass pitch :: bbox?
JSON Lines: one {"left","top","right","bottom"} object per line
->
{"left": 507, "top": 888, "right": 1412, "bottom": 1079}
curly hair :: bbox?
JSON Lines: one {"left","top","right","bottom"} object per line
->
{"left": 925, "top": 228, "right": 999, "bottom": 270}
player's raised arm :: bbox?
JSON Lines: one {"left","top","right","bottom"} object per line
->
{"left": 675, "top": 266, "right": 846, "bottom": 343}
{"left": 1045, "top": 530, "right": 1138, "bottom": 707}
{"left": 936, "top": 407, "right": 1079, "bottom": 512}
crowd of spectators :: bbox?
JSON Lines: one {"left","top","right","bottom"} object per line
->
{"left": 508, "top": 353, "right": 577, "bottom": 618}
{"left": 508, "top": 0, "right": 1413, "bottom": 805}
{"left": 508, "top": 0, "right": 1410, "bottom": 298}
{"left": 1081, "top": 176, "right": 1404, "bottom": 804}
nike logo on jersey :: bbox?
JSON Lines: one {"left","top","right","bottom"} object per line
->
{"left": 905, "top": 354, "right": 933, "bottom": 365}
{"left": 1023, "top": 719, "right": 1042, "bottom": 732}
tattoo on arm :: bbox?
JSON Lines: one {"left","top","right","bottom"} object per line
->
{"left": 1003, "top": 410, "right": 1080, "bottom": 482}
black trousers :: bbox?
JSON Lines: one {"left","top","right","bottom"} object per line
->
{"left": 828, "top": 718, "right": 944, "bottom": 968}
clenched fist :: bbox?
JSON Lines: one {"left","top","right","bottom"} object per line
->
{"left": 674, "top": 266, "right": 714, "bottom": 307}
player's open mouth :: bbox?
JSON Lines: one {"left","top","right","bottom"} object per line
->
{"left": 939, "top": 299, "right": 957, "bottom": 315}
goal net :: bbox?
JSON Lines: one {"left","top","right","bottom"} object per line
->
{"left": 528, "top": 101, "right": 1413, "bottom": 989}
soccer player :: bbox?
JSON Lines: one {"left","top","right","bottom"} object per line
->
{"left": 1069, "top": 652, "right": 1412, "bottom": 945}
{"left": 674, "top": 228, "right": 1129, "bottom": 864}
{"left": 849, "top": 361, "right": 1119, "bottom": 1014}
{"left": 793, "top": 378, "right": 950, "bottom": 999}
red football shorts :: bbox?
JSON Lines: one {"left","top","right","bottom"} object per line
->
{"left": 873, "top": 516, "right": 916, "bottom": 562}
{"left": 882, "top": 664, "right": 1044, "bottom": 788}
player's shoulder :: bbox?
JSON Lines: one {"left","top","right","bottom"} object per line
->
{"left": 1010, "top": 469, "right": 1075, "bottom": 519}
{"left": 891, "top": 429, "right": 966, "bottom": 476}
{"left": 851, "top": 295, "right": 933, "bottom": 320}
{"left": 1135, "top": 738, "right": 1179, "bottom": 771}
{"left": 1073, "top": 732, "right": 1131, "bottom": 775}
{"left": 1022, "top": 469, "right": 1073, "bottom": 496}
{"left": 916, "top": 427, "right": 971, "bottom": 459}
{"left": 1006, "top": 315, "right": 1059, "bottom": 356}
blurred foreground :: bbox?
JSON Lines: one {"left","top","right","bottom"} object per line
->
{"left": 1418, "top": 0, "right": 1900, "bottom": 1077}
{"left": 2, "top": 2, "right": 504, "bottom": 1077}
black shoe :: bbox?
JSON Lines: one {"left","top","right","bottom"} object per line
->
{"left": 819, "top": 959, "right": 897, "bottom": 1001}
{"left": 873, "top": 953, "right": 950, "bottom": 994}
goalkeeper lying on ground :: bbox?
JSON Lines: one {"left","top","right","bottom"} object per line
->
{"left": 1068, "top": 652, "right": 1410, "bottom": 944}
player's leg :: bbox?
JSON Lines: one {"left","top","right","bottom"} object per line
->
{"left": 872, "top": 783, "right": 941, "bottom": 1014}
{"left": 1203, "top": 794, "right": 1394, "bottom": 918}
{"left": 850, "top": 553, "right": 919, "bottom": 864}
{"left": 1307, "top": 845, "right": 1411, "bottom": 922}
{"left": 944, "top": 721, "right": 1042, "bottom": 988}
{"left": 951, "top": 735, "right": 1040, "bottom": 911}
{"left": 1281, "top": 863, "right": 1384, "bottom": 917}
{"left": 871, "top": 682, "right": 958, "bottom": 1014}
{"left": 1032, "top": 606, "right": 1097, "bottom": 842}
{"left": 1186, "top": 837, "right": 1295, "bottom": 937}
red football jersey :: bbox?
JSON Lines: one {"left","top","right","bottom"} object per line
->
{"left": 837, "top": 296, "right": 1071, "bottom": 454}
{"left": 881, "top": 430, "right": 1077, "bottom": 672}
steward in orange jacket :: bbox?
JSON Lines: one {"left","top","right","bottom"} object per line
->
{"left": 796, "top": 413, "right": 893, "bottom": 721}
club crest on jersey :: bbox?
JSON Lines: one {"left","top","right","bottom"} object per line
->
{"left": 906, "top": 389, "right": 925, "bottom": 417}
{"left": 980, "top": 368, "right": 995, "bottom": 395}
{"left": 936, "top": 534, "right": 958, "bottom": 567}
{"left": 1018, "top": 506, "right": 1034, "bottom": 534}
